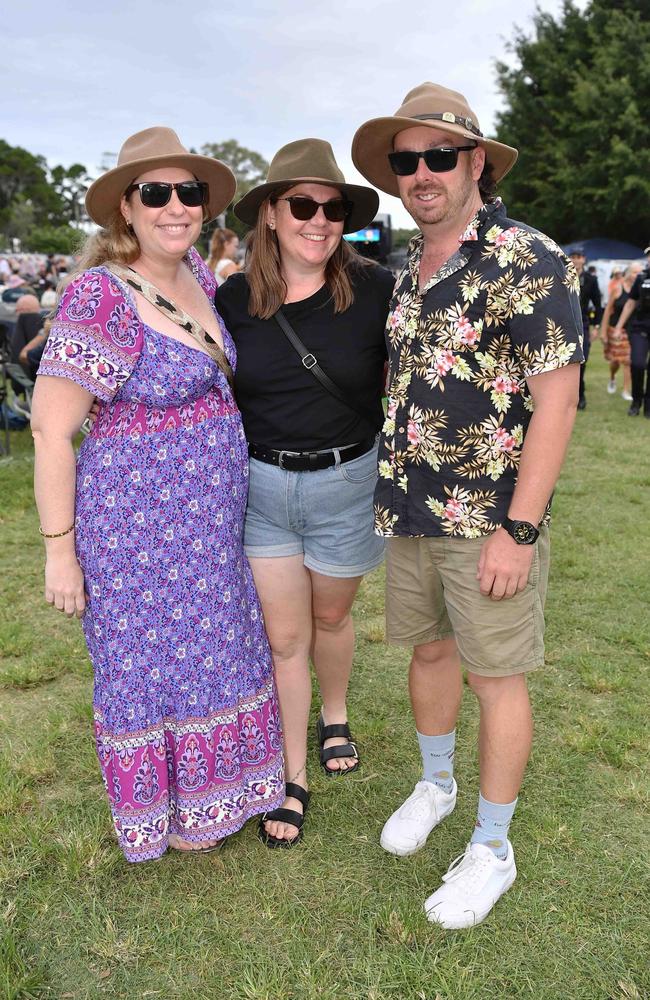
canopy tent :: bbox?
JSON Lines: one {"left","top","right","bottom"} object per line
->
{"left": 563, "top": 238, "right": 646, "bottom": 261}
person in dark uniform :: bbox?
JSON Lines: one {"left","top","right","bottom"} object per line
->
{"left": 568, "top": 246, "right": 603, "bottom": 410}
{"left": 613, "top": 245, "right": 650, "bottom": 417}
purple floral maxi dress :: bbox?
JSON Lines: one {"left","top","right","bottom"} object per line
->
{"left": 38, "top": 249, "right": 284, "bottom": 862}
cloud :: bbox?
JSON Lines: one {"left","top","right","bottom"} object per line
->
{"left": 2, "top": 0, "right": 570, "bottom": 228}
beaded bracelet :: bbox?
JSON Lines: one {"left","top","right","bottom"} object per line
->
{"left": 39, "top": 523, "right": 75, "bottom": 538}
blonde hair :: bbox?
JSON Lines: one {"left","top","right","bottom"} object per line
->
{"left": 207, "top": 227, "right": 237, "bottom": 272}
{"left": 45, "top": 196, "right": 209, "bottom": 333}
{"left": 245, "top": 192, "right": 368, "bottom": 319}
{"left": 43, "top": 210, "right": 139, "bottom": 335}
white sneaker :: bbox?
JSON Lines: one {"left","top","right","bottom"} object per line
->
{"left": 607, "top": 379, "right": 617, "bottom": 394}
{"left": 622, "top": 390, "right": 633, "bottom": 401}
{"left": 424, "top": 841, "right": 517, "bottom": 929}
{"left": 380, "top": 779, "right": 457, "bottom": 856}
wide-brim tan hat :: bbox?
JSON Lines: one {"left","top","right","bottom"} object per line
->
{"left": 352, "top": 82, "right": 518, "bottom": 197}
{"left": 234, "top": 138, "right": 379, "bottom": 235}
{"left": 85, "top": 126, "right": 237, "bottom": 227}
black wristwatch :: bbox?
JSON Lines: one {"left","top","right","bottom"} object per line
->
{"left": 501, "top": 516, "right": 539, "bottom": 545}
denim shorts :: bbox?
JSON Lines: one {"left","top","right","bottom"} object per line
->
{"left": 244, "top": 443, "right": 385, "bottom": 578}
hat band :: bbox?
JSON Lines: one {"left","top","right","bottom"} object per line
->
{"left": 411, "top": 112, "right": 483, "bottom": 138}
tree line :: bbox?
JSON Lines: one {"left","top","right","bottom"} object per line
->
{"left": 0, "top": 139, "right": 271, "bottom": 255}
{"left": 495, "top": 0, "right": 650, "bottom": 245}
{"left": 0, "top": 141, "right": 91, "bottom": 253}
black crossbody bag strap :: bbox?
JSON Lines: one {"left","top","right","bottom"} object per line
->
{"left": 273, "top": 308, "right": 378, "bottom": 427}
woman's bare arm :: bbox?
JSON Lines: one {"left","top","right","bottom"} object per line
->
{"left": 31, "top": 375, "right": 95, "bottom": 617}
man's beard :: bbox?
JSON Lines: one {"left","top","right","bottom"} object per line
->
{"left": 404, "top": 167, "right": 476, "bottom": 229}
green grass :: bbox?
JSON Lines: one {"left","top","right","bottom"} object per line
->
{"left": 1, "top": 352, "right": 649, "bottom": 1000}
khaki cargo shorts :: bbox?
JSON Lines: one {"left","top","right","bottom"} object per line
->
{"left": 385, "top": 527, "right": 550, "bottom": 677}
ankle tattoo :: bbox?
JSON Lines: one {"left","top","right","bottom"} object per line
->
{"left": 287, "top": 764, "right": 306, "bottom": 786}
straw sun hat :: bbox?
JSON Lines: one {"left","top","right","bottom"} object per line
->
{"left": 85, "top": 127, "right": 237, "bottom": 227}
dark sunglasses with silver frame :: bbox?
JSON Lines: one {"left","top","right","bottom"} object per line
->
{"left": 388, "top": 144, "right": 477, "bottom": 176}
{"left": 273, "top": 195, "right": 352, "bottom": 223}
{"left": 124, "top": 180, "right": 209, "bottom": 209}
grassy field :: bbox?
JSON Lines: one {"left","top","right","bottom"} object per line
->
{"left": 1, "top": 351, "right": 649, "bottom": 1000}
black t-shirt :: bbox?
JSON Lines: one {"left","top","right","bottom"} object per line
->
{"left": 629, "top": 269, "right": 650, "bottom": 332}
{"left": 215, "top": 264, "right": 394, "bottom": 450}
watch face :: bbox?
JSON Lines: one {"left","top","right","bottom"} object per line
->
{"left": 513, "top": 521, "right": 537, "bottom": 544}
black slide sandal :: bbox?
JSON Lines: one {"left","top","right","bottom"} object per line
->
{"left": 316, "top": 715, "right": 360, "bottom": 777}
{"left": 258, "top": 782, "right": 310, "bottom": 848}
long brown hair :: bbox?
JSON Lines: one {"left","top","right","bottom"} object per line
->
{"left": 245, "top": 191, "right": 370, "bottom": 319}
{"left": 206, "top": 227, "right": 237, "bottom": 271}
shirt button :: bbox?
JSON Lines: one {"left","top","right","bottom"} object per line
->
{"left": 398, "top": 426, "right": 405, "bottom": 433}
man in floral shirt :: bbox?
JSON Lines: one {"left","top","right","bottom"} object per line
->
{"left": 352, "top": 83, "right": 583, "bottom": 929}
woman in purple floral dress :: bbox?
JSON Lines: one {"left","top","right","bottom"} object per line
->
{"left": 31, "top": 128, "right": 284, "bottom": 862}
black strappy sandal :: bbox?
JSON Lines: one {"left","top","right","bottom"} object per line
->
{"left": 258, "top": 782, "right": 310, "bottom": 848}
{"left": 316, "top": 714, "right": 360, "bottom": 777}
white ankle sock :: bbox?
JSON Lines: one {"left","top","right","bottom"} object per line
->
{"left": 417, "top": 729, "right": 455, "bottom": 794}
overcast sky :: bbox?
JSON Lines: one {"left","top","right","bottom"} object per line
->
{"left": 4, "top": 0, "right": 578, "bottom": 229}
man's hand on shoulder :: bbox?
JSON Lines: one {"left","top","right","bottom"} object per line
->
{"left": 476, "top": 528, "right": 534, "bottom": 601}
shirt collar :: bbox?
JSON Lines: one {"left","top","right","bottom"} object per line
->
{"left": 406, "top": 198, "right": 506, "bottom": 260}
{"left": 459, "top": 198, "right": 505, "bottom": 248}
{"left": 403, "top": 199, "right": 508, "bottom": 294}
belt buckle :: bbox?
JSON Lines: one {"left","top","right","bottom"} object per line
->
{"left": 278, "top": 449, "right": 299, "bottom": 470}
{"left": 302, "top": 353, "right": 317, "bottom": 370}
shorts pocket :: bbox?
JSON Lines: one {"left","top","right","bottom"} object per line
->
{"left": 339, "top": 446, "right": 379, "bottom": 484}
{"left": 522, "top": 539, "right": 541, "bottom": 592}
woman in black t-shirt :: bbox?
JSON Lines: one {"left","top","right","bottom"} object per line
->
{"left": 216, "top": 139, "right": 394, "bottom": 848}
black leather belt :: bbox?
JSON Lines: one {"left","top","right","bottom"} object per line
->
{"left": 248, "top": 437, "right": 376, "bottom": 472}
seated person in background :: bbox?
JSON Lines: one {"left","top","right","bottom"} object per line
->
{"left": 40, "top": 281, "right": 58, "bottom": 309}
{"left": 10, "top": 294, "right": 44, "bottom": 369}
{"left": 20, "top": 329, "right": 48, "bottom": 380}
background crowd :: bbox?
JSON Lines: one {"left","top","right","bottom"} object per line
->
{"left": 2, "top": 239, "right": 648, "bottom": 439}
{"left": 1, "top": 253, "right": 72, "bottom": 384}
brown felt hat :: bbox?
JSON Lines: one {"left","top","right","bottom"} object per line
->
{"left": 352, "top": 82, "right": 519, "bottom": 196}
{"left": 234, "top": 138, "right": 379, "bottom": 234}
{"left": 85, "top": 126, "right": 237, "bottom": 227}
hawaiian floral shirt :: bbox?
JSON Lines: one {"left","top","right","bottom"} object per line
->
{"left": 374, "top": 199, "right": 584, "bottom": 539}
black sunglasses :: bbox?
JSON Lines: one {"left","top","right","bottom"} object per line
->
{"left": 275, "top": 195, "right": 352, "bottom": 223}
{"left": 388, "top": 145, "right": 477, "bottom": 176}
{"left": 124, "top": 180, "right": 208, "bottom": 208}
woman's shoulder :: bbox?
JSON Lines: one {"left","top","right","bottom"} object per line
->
{"left": 186, "top": 246, "right": 217, "bottom": 298}
{"left": 350, "top": 261, "right": 396, "bottom": 300}
{"left": 57, "top": 266, "right": 136, "bottom": 322}
{"left": 215, "top": 270, "right": 249, "bottom": 309}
